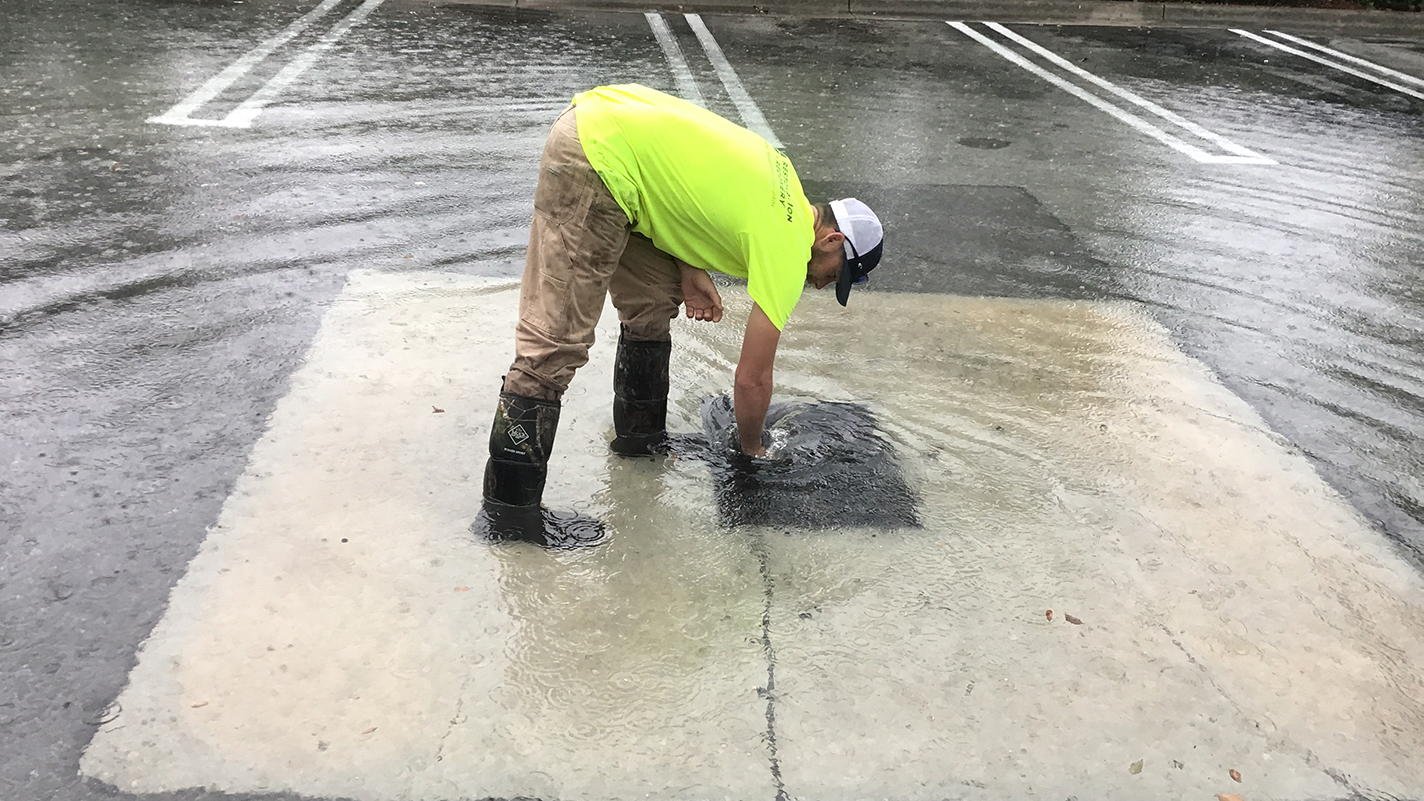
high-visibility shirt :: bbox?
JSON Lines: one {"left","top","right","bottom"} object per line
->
{"left": 572, "top": 84, "right": 813, "bottom": 330}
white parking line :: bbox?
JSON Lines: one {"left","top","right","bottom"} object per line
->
{"left": 226, "top": 0, "right": 386, "bottom": 127}
{"left": 983, "top": 22, "right": 1268, "bottom": 160}
{"left": 149, "top": 0, "right": 345, "bottom": 126}
{"left": 1264, "top": 30, "right": 1424, "bottom": 88}
{"left": 645, "top": 12, "right": 707, "bottom": 108}
{"left": 1235, "top": 29, "right": 1424, "bottom": 101}
{"left": 151, "top": 0, "right": 386, "bottom": 128}
{"left": 950, "top": 22, "right": 1275, "bottom": 165}
{"left": 684, "top": 14, "right": 784, "bottom": 148}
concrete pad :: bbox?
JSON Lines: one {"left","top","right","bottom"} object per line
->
{"left": 80, "top": 271, "right": 773, "bottom": 800}
{"left": 754, "top": 291, "right": 1424, "bottom": 801}
{"left": 82, "top": 271, "right": 1424, "bottom": 800}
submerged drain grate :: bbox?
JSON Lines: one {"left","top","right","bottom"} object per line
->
{"left": 683, "top": 396, "right": 920, "bottom": 530}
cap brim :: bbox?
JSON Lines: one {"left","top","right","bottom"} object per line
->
{"left": 835, "top": 261, "right": 854, "bottom": 306}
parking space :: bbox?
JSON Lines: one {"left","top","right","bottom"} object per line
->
{"left": 3, "top": 3, "right": 1424, "bottom": 800}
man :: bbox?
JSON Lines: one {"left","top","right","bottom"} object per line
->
{"left": 477, "top": 83, "right": 884, "bottom": 547}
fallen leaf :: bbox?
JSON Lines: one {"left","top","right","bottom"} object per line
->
{"left": 1065, "top": 614, "right": 1083, "bottom": 625}
{"left": 362, "top": 727, "right": 377, "bottom": 735}
{"left": 1217, "top": 794, "right": 1245, "bottom": 801}
{"left": 454, "top": 586, "right": 470, "bottom": 592}
{"left": 1129, "top": 759, "right": 1143, "bottom": 775}
{"left": 190, "top": 701, "right": 208, "bottom": 708}
{"left": 432, "top": 406, "right": 445, "bottom": 413}
{"left": 1230, "top": 769, "right": 1242, "bottom": 782}
{"left": 1046, "top": 610, "right": 1053, "bottom": 621}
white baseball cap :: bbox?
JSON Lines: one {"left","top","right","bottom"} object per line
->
{"left": 829, "top": 197, "right": 884, "bottom": 307}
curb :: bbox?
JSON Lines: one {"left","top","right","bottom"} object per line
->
{"left": 436, "top": 0, "right": 1424, "bottom": 33}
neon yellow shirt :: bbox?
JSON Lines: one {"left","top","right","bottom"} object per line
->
{"left": 571, "top": 84, "right": 813, "bottom": 330}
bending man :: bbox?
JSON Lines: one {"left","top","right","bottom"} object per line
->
{"left": 478, "top": 83, "right": 884, "bottom": 547}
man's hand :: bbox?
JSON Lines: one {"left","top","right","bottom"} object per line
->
{"left": 734, "top": 304, "right": 781, "bottom": 457}
{"left": 679, "top": 261, "right": 724, "bottom": 323}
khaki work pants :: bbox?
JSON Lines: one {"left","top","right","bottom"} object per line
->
{"left": 504, "top": 106, "right": 684, "bottom": 401}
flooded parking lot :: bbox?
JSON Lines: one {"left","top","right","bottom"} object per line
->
{"left": 2, "top": 1, "right": 1423, "bottom": 800}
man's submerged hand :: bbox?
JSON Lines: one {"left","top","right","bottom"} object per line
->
{"left": 679, "top": 262, "right": 724, "bottom": 323}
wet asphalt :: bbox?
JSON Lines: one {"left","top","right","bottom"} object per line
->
{"left": 2, "top": 0, "right": 1423, "bottom": 798}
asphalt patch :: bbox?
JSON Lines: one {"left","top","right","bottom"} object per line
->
{"left": 800, "top": 182, "right": 1119, "bottom": 301}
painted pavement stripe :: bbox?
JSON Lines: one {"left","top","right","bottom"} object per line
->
{"left": 645, "top": 12, "right": 707, "bottom": 108}
{"left": 148, "top": 0, "right": 346, "bottom": 126}
{"left": 949, "top": 22, "right": 1273, "bottom": 165}
{"left": 983, "top": 21, "right": 1271, "bottom": 161}
{"left": 684, "top": 13, "right": 784, "bottom": 149}
{"left": 224, "top": 0, "right": 387, "bottom": 127}
{"left": 1234, "top": 29, "right": 1424, "bottom": 101}
{"left": 1265, "top": 30, "right": 1424, "bottom": 87}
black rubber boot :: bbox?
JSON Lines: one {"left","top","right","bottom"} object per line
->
{"left": 611, "top": 329, "right": 672, "bottom": 457}
{"left": 473, "top": 391, "right": 605, "bottom": 548}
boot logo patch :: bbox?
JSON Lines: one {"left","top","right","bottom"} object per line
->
{"left": 508, "top": 424, "right": 530, "bottom": 446}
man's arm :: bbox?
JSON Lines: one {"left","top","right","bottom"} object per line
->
{"left": 734, "top": 303, "right": 781, "bottom": 457}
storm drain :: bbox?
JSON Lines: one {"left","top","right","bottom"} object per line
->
{"left": 680, "top": 396, "right": 920, "bottom": 530}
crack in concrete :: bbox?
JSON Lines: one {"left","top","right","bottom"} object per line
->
{"left": 749, "top": 530, "right": 788, "bottom": 801}
{"left": 1160, "top": 624, "right": 1378, "bottom": 800}
{"left": 432, "top": 677, "right": 470, "bottom": 766}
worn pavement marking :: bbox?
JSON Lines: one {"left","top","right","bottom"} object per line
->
{"left": 1264, "top": 30, "right": 1424, "bottom": 88}
{"left": 226, "top": 0, "right": 387, "bottom": 127}
{"left": 82, "top": 272, "right": 1424, "bottom": 800}
{"left": 1236, "top": 29, "right": 1424, "bottom": 101}
{"left": 951, "top": 22, "right": 1276, "bottom": 165}
{"left": 149, "top": 0, "right": 345, "bottom": 127}
{"left": 646, "top": 12, "right": 707, "bottom": 108}
{"left": 151, "top": 0, "right": 386, "bottom": 128}
{"left": 983, "top": 22, "right": 1274, "bottom": 163}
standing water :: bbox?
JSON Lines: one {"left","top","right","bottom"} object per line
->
{"left": 81, "top": 272, "right": 1424, "bottom": 800}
